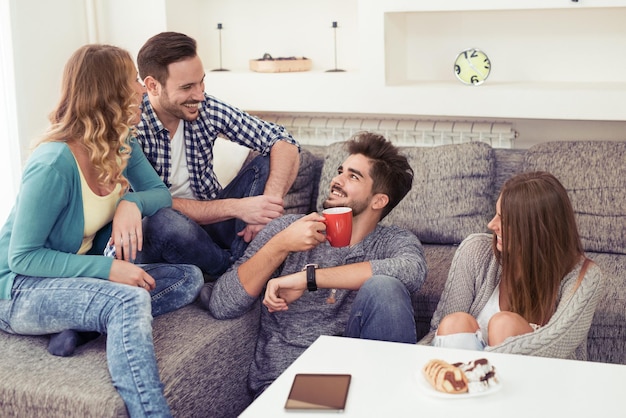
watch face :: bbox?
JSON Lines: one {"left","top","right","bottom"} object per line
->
{"left": 454, "top": 48, "right": 491, "bottom": 85}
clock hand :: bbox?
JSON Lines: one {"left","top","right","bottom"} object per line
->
{"left": 466, "top": 58, "right": 487, "bottom": 78}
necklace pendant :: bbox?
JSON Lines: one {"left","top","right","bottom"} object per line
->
{"left": 326, "top": 289, "right": 337, "bottom": 304}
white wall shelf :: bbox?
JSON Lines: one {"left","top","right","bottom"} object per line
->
{"left": 207, "top": 71, "right": 626, "bottom": 121}
{"left": 204, "top": 1, "right": 626, "bottom": 122}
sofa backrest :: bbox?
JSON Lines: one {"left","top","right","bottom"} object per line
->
{"left": 309, "top": 139, "right": 625, "bottom": 253}
{"left": 315, "top": 141, "right": 498, "bottom": 245}
{"left": 522, "top": 141, "right": 626, "bottom": 255}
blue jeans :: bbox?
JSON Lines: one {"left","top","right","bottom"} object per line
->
{"left": 432, "top": 330, "right": 487, "bottom": 351}
{"left": 0, "top": 263, "right": 204, "bottom": 418}
{"left": 137, "top": 154, "right": 270, "bottom": 276}
{"left": 344, "top": 275, "right": 417, "bottom": 344}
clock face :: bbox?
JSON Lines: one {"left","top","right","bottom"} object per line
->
{"left": 454, "top": 48, "right": 491, "bottom": 85}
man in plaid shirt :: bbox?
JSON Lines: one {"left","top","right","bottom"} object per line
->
{"left": 134, "top": 32, "right": 300, "bottom": 278}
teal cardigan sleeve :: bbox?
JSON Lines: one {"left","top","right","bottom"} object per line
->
{"left": 120, "top": 138, "right": 172, "bottom": 215}
{"left": 90, "top": 137, "right": 172, "bottom": 254}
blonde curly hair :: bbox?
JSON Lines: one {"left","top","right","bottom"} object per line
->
{"left": 39, "top": 44, "right": 140, "bottom": 193}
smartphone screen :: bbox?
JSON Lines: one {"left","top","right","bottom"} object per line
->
{"left": 284, "top": 373, "right": 352, "bottom": 411}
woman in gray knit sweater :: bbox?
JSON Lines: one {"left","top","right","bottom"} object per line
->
{"left": 420, "top": 171, "right": 604, "bottom": 360}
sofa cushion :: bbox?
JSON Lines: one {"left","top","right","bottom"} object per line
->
{"left": 213, "top": 137, "right": 253, "bottom": 187}
{"left": 316, "top": 141, "right": 495, "bottom": 244}
{"left": 523, "top": 141, "right": 626, "bottom": 254}
{"left": 0, "top": 301, "right": 260, "bottom": 418}
{"left": 284, "top": 148, "right": 324, "bottom": 214}
{"left": 413, "top": 244, "right": 459, "bottom": 340}
{"left": 584, "top": 252, "right": 626, "bottom": 364}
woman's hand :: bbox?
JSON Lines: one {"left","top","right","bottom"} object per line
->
{"left": 109, "top": 259, "right": 155, "bottom": 291}
{"left": 111, "top": 200, "right": 143, "bottom": 262}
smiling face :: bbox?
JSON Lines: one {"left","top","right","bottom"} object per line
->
{"left": 147, "top": 55, "right": 206, "bottom": 128}
{"left": 487, "top": 196, "right": 503, "bottom": 252}
{"left": 322, "top": 153, "right": 375, "bottom": 216}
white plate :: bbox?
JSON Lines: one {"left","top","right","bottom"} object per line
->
{"left": 415, "top": 370, "right": 502, "bottom": 399}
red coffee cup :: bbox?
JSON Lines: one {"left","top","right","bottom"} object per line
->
{"left": 322, "top": 207, "right": 353, "bottom": 247}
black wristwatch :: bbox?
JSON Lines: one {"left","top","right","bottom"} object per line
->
{"left": 303, "top": 264, "right": 319, "bottom": 291}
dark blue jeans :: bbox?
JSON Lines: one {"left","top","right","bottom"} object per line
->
{"left": 344, "top": 275, "right": 417, "bottom": 344}
{"left": 137, "top": 154, "right": 270, "bottom": 276}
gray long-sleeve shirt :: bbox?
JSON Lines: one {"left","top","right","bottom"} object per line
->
{"left": 209, "top": 214, "right": 427, "bottom": 394}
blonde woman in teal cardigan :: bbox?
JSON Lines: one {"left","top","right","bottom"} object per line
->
{"left": 0, "top": 45, "right": 203, "bottom": 417}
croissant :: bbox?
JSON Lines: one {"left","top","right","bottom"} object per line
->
{"left": 423, "top": 359, "right": 468, "bottom": 394}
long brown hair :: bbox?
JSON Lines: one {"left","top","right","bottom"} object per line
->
{"left": 39, "top": 44, "right": 137, "bottom": 192}
{"left": 495, "top": 171, "right": 584, "bottom": 325}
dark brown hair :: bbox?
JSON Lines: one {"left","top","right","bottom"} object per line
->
{"left": 137, "top": 32, "right": 197, "bottom": 85}
{"left": 496, "top": 171, "right": 584, "bottom": 325}
{"left": 346, "top": 132, "right": 413, "bottom": 220}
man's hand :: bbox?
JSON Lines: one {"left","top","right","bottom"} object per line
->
{"left": 236, "top": 195, "right": 285, "bottom": 242}
{"left": 275, "top": 212, "right": 327, "bottom": 253}
{"left": 263, "top": 272, "right": 306, "bottom": 312}
{"left": 237, "top": 224, "right": 264, "bottom": 243}
{"left": 239, "top": 195, "right": 284, "bottom": 225}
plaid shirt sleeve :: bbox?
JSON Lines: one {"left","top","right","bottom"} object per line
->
{"left": 200, "top": 94, "right": 298, "bottom": 154}
{"left": 135, "top": 93, "right": 299, "bottom": 200}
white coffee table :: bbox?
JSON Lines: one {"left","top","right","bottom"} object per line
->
{"left": 239, "top": 335, "right": 625, "bottom": 417}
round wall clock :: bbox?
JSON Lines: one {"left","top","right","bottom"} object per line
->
{"left": 454, "top": 48, "right": 491, "bottom": 86}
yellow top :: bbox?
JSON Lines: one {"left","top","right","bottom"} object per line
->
{"left": 75, "top": 161, "right": 121, "bottom": 255}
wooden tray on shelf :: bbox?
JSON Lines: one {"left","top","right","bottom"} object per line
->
{"left": 249, "top": 56, "right": 312, "bottom": 73}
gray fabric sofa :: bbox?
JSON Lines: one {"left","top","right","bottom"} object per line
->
{"left": 0, "top": 140, "right": 623, "bottom": 417}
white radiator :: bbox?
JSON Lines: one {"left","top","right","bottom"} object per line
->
{"left": 256, "top": 114, "right": 517, "bottom": 149}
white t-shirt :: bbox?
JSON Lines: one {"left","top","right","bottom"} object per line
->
{"left": 168, "top": 120, "right": 196, "bottom": 200}
{"left": 475, "top": 285, "right": 501, "bottom": 343}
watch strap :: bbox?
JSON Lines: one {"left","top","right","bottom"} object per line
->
{"left": 304, "top": 264, "right": 318, "bottom": 291}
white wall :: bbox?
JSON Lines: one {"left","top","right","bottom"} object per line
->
{"left": 0, "top": 1, "right": 20, "bottom": 223}
{"left": 159, "top": 0, "right": 358, "bottom": 73}
{"left": 7, "top": 0, "right": 169, "bottom": 165}
{"left": 9, "top": 0, "right": 90, "bottom": 164}
{"left": 6, "top": 0, "right": 625, "bottom": 161}
{"left": 92, "top": 0, "right": 167, "bottom": 61}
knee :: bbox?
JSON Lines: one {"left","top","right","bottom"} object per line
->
{"left": 248, "top": 154, "right": 270, "bottom": 178}
{"left": 111, "top": 286, "right": 153, "bottom": 324}
{"left": 488, "top": 311, "right": 524, "bottom": 334}
{"left": 130, "top": 286, "right": 152, "bottom": 309}
{"left": 186, "top": 265, "right": 205, "bottom": 295}
{"left": 487, "top": 311, "right": 531, "bottom": 346}
{"left": 355, "top": 275, "right": 411, "bottom": 315}
{"left": 437, "top": 312, "right": 478, "bottom": 336}
{"left": 360, "top": 275, "right": 407, "bottom": 299}
{"left": 144, "top": 208, "right": 195, "bottom": 236}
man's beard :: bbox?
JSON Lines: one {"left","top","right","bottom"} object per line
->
{"left": 322, "top": 197, "right": 367, "bottom": 217}
{"left": 160, "top": 89, "right": 199, "bottom": 122}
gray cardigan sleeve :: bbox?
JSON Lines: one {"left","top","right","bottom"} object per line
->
{"left": 487, "top": 261, "right": 605, "bottom": 360}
